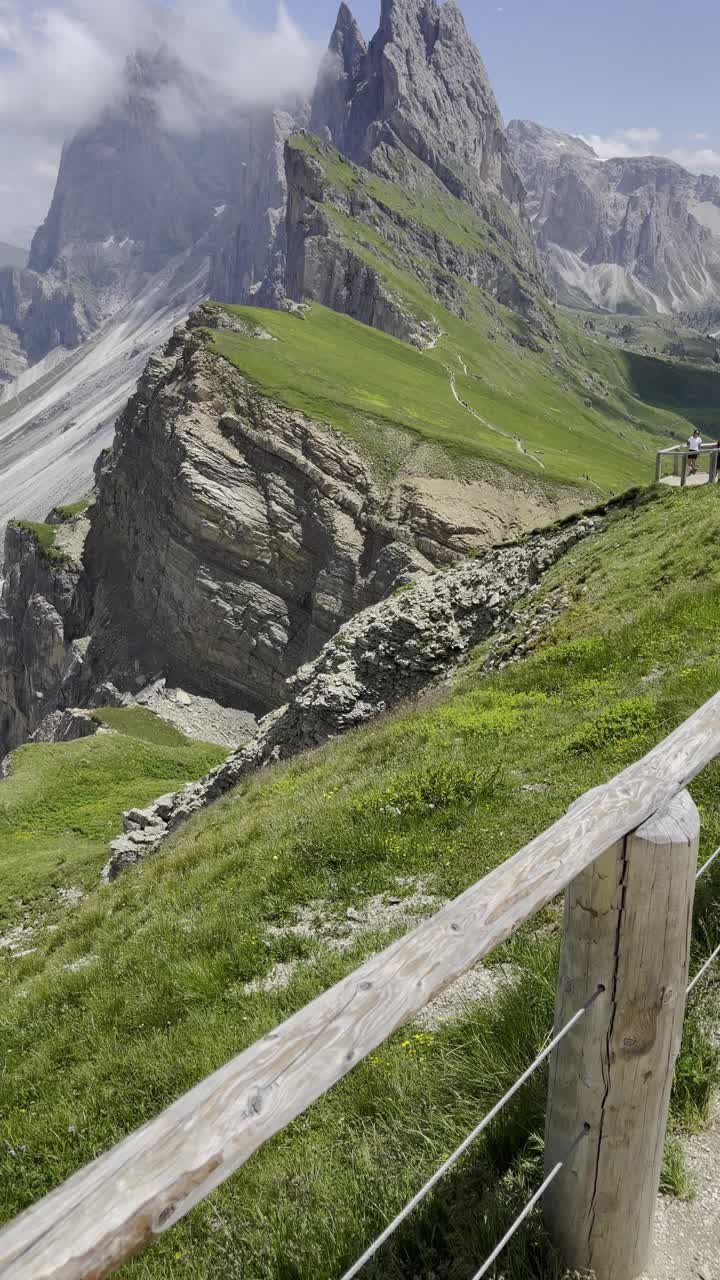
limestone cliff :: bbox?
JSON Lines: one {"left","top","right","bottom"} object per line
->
{"left": 284, "top": 136, "right": 550, "bottom": 342}
{"left": 0, "top": 520, "right": 91, "bottom": 752}
{"left": 0, "top": 303, "right": 578, "bottom": 758}
{"left": 312, "top": 0, "right": 524, "bottom": 213}
{"left": 509, "top": 119, "right": 720, "bottom": 314}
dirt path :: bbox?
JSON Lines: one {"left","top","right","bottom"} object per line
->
{"left": 642, "top": 1122, "right": 720, "bottom": 1280}
{"left": 443, "top": 360, "right": 546, "bottom": 470}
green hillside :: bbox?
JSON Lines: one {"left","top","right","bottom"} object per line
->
{"left": 203, "top": 133, "right": 720, "bottom": 499}
{"left": 2, "top": 484, "right": 719, "bottom": 1278}
{"left": 0, "top": 709, "right": 225, "bottom": 925}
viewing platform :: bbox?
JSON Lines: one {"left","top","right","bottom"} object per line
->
{"left": 656, "top": 443, "right": 720, "bottom": 487}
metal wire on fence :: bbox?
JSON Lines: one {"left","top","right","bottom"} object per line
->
{"left": 687, "top": 941, "right": 720, "bottom": 996}
{"left": 338, "top": 984, "right": 605, "bottom": 1280}
{"left": 696, "top": 844, "right": 720, "bottom": 882}
{"left": 471, "top": 1125, "right": 590, "bottom": 1280}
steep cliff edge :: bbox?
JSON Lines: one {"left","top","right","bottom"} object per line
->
{"left": 300, "top": 0, "right": 544, "bottom": 340}
{"left": 0, "top": 517, "right": 91, "bottom": 752}
{"left": 0, "top": 299, "right": 590, "bottom": 760}
{"left": 105, "top": 513, "right": 598, "bottom": 878}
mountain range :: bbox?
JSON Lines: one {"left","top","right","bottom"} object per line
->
{"left": 509, "top": 118, "right": 720, "bottom": 315}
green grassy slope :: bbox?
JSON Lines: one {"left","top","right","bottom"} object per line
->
{"left": 206, "top": 135, "right": 720, "bottom": 499}
{"left": 1, "top": 485, "right": 719, "bottom": 1277}
{"left": 0, "top": 708, "right": 225, "bottom": 925}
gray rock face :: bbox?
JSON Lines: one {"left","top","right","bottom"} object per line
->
{"left": 291, "top": 2, "right": 546, "bottom": 339}
{"left": 208, "top": 106, "right": 309, "bottom": 308}
{"left": 82, "top": 311, "right": 435, "bottom": 714}
{"left": 0, "top": 522, "right": 91, "bottom": 752}
{"left": 103, "top": 513, "right": 599, "bottom": 879}
{"left": 313, "top": 0, "right": 524, "bottom": 212}
{"left": 0, "top": 52, "right": 305, "bottom": 384}
{"left": 0, "top": 304, "right": 576, "bottom": 758}
{"left": 509, "top": 119, "right": 720, "bottom": 313}
{"left": 29, "top": 708, "right": 103, "bottom": 745}
{"left": 284, "top": 137, "right": 549, "bottom": 341}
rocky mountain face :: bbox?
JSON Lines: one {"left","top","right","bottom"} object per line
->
{"left": 284, "top": 0, "right": 547, "bottom": 342}
{"left": 509, "top": 119, "right": 720, "bottom": 314}
{"left": 0, "top": 301, "right": 578, "bottom": 757}
{"left": 312, "top": 0, "right": 523, "bottom": 213}
{"left": 0, "top": 52, "right": 306, "bottom": 387}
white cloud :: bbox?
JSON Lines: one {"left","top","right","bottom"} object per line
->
{"left": 669, "top": 147, "right": 720, "bottom": 175}
{"left": 0, "top": 1, "right": 322, "bottom": 138}
{"left": 577, "top": 127, "right": 720, "bottom": 176}
{"left": 578, "top": 127, "right": 663, "bottom": 161}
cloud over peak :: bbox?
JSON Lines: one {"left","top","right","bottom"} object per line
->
{"left": 0, "top": 0, "right": 321, "bottom": 138}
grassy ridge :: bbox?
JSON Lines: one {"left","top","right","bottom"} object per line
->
{"left": 1, "top": 486, "right": 719, "bottom": 1277}
{"left": 0, "top": 709, "right": 225, "bottom": 925}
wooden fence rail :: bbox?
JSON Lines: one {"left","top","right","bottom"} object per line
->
{"left": 1, "top": 693, "right": 720, "bottom": 1280}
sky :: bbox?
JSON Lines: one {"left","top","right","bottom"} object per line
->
{"left": 0, "top": 0, "right": 719, "bottom": 246}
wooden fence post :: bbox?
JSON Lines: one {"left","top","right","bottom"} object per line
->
{"left": 655, "top": 452, "right": 662, "bottom": 483}
{"left": 680, "top": 454, "right": 688, "bottom": 487}
{"left": 544, "top": 789, "right": 699, "bottom": 1280}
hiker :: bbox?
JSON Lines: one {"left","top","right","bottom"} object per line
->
{"left": 687, "top": 429, "right": 702, "bottom": 475}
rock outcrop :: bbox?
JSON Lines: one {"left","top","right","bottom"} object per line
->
{"left": 293, "top": 1, "right": 546, "bottom": 339}
{"left": 284, "top": 135, "right": 549, "bottom": 342}
{"left": 104, "top": 513, "right": 599, "bottom": 879}
{"left": 208, "top": 106, "right": 309, "bottom": 308}
{"left": 0, "top": 302, "right": 581, "bottom": 759}
{"left": 312, "top": 0, "right": 524, "bottom": 213}
{"left": 509, "top": 119, "right": 720, "bottom": 314}
{"left": 0, "top": 521, "right": 91, "bottom": 753}
{"left": 81, "top": 310, "right": 432, "bottom": 715}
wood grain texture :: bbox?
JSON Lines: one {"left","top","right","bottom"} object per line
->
{"left": 544, "top": 790, "right": 699, "bottom": 1280}
{"left": 1, "top": 694, "right": 719, "bottom": 1280}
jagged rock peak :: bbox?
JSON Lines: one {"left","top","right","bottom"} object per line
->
{"left": 329, "top": 3, "right": 368, "bottom": 72}
{"left": 311, "top": 0, "right": 524, "bottom": 212}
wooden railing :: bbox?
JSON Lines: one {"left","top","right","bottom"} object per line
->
{"left": 1, "top": 693, "right": 720, "bottom": 1280}
{"left": 655, "top": 442, "right": 720, "bottom": 485}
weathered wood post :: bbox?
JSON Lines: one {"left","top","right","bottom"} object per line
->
{"left": 655, "top": 452, "right": 663, "bottom": 483}
{"left": 680, "top": 453, "right": 688, "bottom": 487}
{"left": 544, "top": 789, "right": 699, "bottom": 1280}
{"left": 710, "top": 449, "right": 718, "bottom": 485}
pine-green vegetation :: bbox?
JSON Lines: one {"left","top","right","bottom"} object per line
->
{"left": 1, "top": 485, "right": 719, "bottom": 1277}
{"left": 208, "top": 136, "right": 720, "bottom": 500}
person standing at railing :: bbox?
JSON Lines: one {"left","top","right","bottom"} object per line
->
{"left": 687, "top": 428, "right": 702, "bottom": 475}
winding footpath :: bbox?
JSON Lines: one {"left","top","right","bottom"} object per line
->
{"left": 443, "top": 359, "right": 546, "bottom": 470}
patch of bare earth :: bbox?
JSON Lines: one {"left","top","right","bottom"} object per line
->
{"left": 245, "top": 882, "right": 514, "bottom": 1019}
{"left": 642, "top": 1121, "right": 720, "bottom": 1280}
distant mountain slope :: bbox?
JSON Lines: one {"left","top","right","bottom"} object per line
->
{"left": 0, "top": 51, "right": 307, "bottom": 387}
{"left": 509, "top": 119, "right": 720, "bottom": 314}
{"left": 0, "top": 242, "right": 27, "bottom": 270}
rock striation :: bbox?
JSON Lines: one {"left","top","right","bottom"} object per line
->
{"left": 104, "top": 513, "right": 599, "bottom": 879}
{"left": 288, "top": 0, "right": 547, "bottom": 340}
{"left": 312, "top": 0, "right": 524, "bottom": 212}
{"left": 0, "top": 521, "right": 91, "bottom": 753}
{"left": 509, "top": 119, "right": 720, "bottom": 314}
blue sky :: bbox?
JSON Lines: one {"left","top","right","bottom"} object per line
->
{"left": 1, "top": 0, "right": 718, "bottom": 243}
